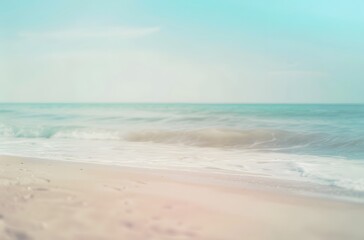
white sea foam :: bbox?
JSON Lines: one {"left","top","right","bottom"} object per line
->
{"left": 52, "top": 129, "right": 122, "bottom": 140}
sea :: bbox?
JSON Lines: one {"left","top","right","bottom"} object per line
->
{"left": 1, "top": 103, "right": 364, "bottom": 198}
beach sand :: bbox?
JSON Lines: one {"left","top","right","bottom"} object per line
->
{"left": 0, "top": 155, "right": 364, "bottom": 240}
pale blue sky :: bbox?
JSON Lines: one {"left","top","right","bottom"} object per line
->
{"left": 0, "top": 0, "right": 363, "bottom": 103}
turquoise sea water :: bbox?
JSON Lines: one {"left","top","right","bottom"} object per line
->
{"left": 1, "top": 103, "right": 364, "bottom": 196}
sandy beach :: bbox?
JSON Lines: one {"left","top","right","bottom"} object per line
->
{"left": 0, "top": 156, "right": 363, "bottom": 240}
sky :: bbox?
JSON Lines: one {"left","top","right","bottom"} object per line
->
{"left": 0, "top": 0, "right": 363, "bottom": 103}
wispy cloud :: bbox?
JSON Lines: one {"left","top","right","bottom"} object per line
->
{"left": 19, "top": 26, "right": 160, "bottom": 40}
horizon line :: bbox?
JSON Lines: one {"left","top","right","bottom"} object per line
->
{"left": 0, "top": 102, "right": 363, "bottom": 105}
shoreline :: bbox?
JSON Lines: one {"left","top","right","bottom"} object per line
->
{"left": 1, "top": 155, "right": 364, "bottom": 239}
{"left": 2, "top": 153, "right": 363, "bottom": 204}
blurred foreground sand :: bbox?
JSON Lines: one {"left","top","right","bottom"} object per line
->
{"left": 0, "top": 155, "right": 364, "bottom": 240}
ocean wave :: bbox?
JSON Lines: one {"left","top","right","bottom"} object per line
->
{"left": 125, "top": 128, "right": 364, "bottom": 158}
{"left": 125, "top": 128, "right": 319, "bottom": 148}
{"left": 0, "top": 124, "right": 121, "bottom": 140}
{"left": 0, "top": 124, "right": 58, "bottom": 138}
{"left": 1, "top": 123, "right": 364, "bottom": 158}
{"left": 1, "top": 125, "right": 312, "bottom": 148}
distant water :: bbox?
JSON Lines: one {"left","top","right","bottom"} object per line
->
{"left": 1, "top": 103, "right": 364, "bottom": 195}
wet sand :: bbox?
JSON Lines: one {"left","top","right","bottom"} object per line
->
{"left": 0, "top": 155, "right": 364, "bottom": 240}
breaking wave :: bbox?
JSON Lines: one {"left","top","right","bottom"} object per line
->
{"left": 125, "top": 128, "right": 317, "bottom": 148}
{"left": 0, "top": 124, "right": 121, "bottom": 140}
{"left": 125, "top": 129, "right": 364, "bottom": 158}
{"left": 1, "top": 123, "right": 363, "bottom": 158}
